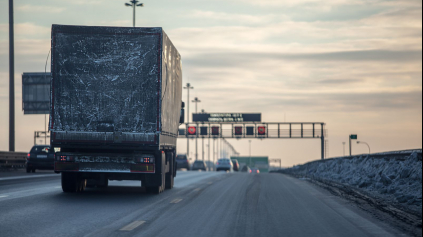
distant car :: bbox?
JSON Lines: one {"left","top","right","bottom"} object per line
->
{"left": 251, "top": 168, "right": 260, "bottom": 174}
{"left": 205, "top": 161, "right": 215, "bottom": 171}
{"left": 26, "top": 145, "right": 55, "bottom": 173}
{"left": 241, "top": 165, "right": 251, "bottom": 173}
{"left": 231, "top": 159, "right": 240, "bottom": 171}
{"left": 192, "top": 160, "right": 207, "bottom": 171}
{"left": 176, "top": 155, "right": 191, "bottom": 170}
{"left": 216, "top": 158, "right": 233, "bottom": 172}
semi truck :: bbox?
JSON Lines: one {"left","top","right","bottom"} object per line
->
{"left": 50, "top": 25, "right": 184, "bottom": 194}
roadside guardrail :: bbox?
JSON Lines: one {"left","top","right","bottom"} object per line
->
{"left": 0, "top": 151, "right": 27, "bottom": 168}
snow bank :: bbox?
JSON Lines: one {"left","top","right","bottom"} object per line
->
{"left": 284, "top": 151, "right": 422, "bottom": 213}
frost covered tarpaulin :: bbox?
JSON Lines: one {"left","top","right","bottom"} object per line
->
{"left": 50, "top": 25, "right": 165, "bottom": 145}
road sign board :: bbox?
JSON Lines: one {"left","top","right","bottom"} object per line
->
{"left": 193, "top": 113, "right": 261, "bottom": 123}
{"left": 350, "top": 134, "right": 358, "bottom": 140}
{"left": 22, "top": 73, "right": 51, "bottom": 114}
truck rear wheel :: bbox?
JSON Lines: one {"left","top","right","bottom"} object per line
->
{"left": 62, "top": 173, "right": 78, "bottom": 193}
{"left": 165, "top": 152, "right": 174, "bottom": 190}
{"left": 62, "top": 173, "right": 86, "bottom": 193}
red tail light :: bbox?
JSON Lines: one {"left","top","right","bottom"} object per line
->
{"left": 27, "top": 153, "right": 30, "bottom": 160}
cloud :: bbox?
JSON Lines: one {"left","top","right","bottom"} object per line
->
{"left": 0, "top": 39, "right": 50, "bottom": 56}
{"left": 16, "top": 4, "right": 65, "bottom": 13}
{"left": 185, "top": 10, "right": 289, "bottom": 25}
{"left": 69, "top": 0, "right": 103, "bottom": 5}
{"left": 231, "top": 0, "right": 421, "bottom": 8}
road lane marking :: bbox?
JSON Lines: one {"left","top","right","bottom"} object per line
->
{"left": 208, "top": 182, "right": 213, "bottom": 184}
{"left": 120, "top": 221, "right": 146, "bottom": 231}
{"left": 0, "top": 174, "right": 59, "bottom": 181}
{"left": 193, "top": 188, "right": 201, "bottom": 192}
{"left": 170, "top": 199, "right": 182, "bottom": 204}
{"left": 0, "top": 195, "right": 9, "bottom": 198}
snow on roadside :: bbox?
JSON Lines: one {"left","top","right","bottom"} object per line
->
{"left": 284, "top": 151, "right": 422, "bottom": 214}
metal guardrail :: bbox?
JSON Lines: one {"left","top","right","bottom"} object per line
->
{"left": 0, "top": 151, "right": 27, "bottom": 168}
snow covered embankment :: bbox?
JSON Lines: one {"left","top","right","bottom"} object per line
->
{"left": 283, "top": 150, "right": 422, "bottom": 214}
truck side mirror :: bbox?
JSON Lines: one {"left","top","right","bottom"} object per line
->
{"left": 180, "top": 109, "right": 185, "bottom": 124}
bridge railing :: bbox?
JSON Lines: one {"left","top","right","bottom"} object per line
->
{"left": 0, "top": 152, "right": 27, "bottom": 168}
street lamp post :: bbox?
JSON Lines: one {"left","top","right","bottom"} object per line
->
{"left": 249, "top": 140, "right": 252, "bottom": 167}
{"left": 184, "top": 83, "right": 194, "bottom": 158}
{"left": 9, "top": 0, "right": 15, "bottom": 152}
{"left": 357, "top": 141, "right": 371, "bottom": 154}
{"left": 125, "top": 0, "right": 144, "bottom": 27}
{"left": 192, "top": 97, "right": 201, "bottom": 160}
{"left": 342, "top": 142, "right": 346, "bottom": 157}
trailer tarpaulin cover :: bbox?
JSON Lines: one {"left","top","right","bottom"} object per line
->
{"left": 51, "top": 25, "right": 162, "bottom": 144}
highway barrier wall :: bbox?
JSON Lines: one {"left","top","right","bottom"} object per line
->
{"left": 0, "top": 151, "right": 27, "bottom": 168}
{"left": 280, "top": 150, "right": 422, "bottom": 215}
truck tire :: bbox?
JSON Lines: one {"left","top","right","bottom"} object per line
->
{"left": 26, "top": 167, "right": 31, "bottom": 173}
{"left": 165, "top": 152, "right": 174, "bottom": 190}
{"left": 98, "top": 179, "right": 109, "bottom": 188}
{"left": 62, "top": 172, "right": 78, "bottom": 193}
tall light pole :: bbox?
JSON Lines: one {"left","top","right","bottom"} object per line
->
{"left": 342, "top": 142, "right": 346, "bottom": 157}
{"left": 125, "top": 0, "right": 144, "bottom": 27}
{"left": 249, "top": 140, "right": 252, "bottom": 167}
{"left": 184, "top": 83, "right": 194, "bottom": 158}
{"left": 192, "top": 97, "right": 201, "bottom": 160}
{"left": 9, "top": 0, "right": 15, "bottom": 152}
{"left": 357, "top": 141, "right": 371, "bottom": 154}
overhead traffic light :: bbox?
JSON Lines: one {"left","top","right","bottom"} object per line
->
{"left": 235, "top": 126, "right": 243, "bottom": 136}
{"left": 212, "top": 126, "right": 220, "bottom": 136}
{"left": 258, "top": 126, "right": 266, "bottom": 136}
{"left": 188, "top": 126, "right": 196, "bottom": 135}
{"left": 200, "top": 127, "right": 208, "bottom": 136}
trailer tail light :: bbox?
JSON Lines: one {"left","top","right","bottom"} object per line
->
{"left": 27, "top": 153, "right": 30, "bottom": 160}
{"left": 58, "top": 156, "right": 74, "bottom": 162}
{"left": 136, "top": 156, "right": 155, "bottom": 164}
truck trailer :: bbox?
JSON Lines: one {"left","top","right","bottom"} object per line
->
{"left": 50, "top": 25, "right": 184, "bottom": 194}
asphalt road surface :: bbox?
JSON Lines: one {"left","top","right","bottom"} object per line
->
{"left": 0, "top": 170, "right": 405, "bottom": 237}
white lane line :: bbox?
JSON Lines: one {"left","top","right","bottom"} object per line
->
{"left": 170, "top": 199, "right": 183, "bottom": 204}
{"left": 208, "top": 182, "right": 213, "bottom": 184}
{"left": 120, "top": 221, "right": 146, "bottom": 231}
{"left": 0, "top": 174, "right": 59, "bottom": 181}
{"left": 193, "top": 188, "right": 201, "bottom": 192}
{"left": 0, "top": 195, "right": 9, "bottom": 198}
{"left": 54, "top": 186, "right": 62, "bottom": 189}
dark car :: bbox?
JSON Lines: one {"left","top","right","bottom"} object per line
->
{"left": 241, "top": 165, "right": 251, "bottom": 173}
{"left": 176, "top": 154, "right": 191, "bottom": 170}
{"left": 231, "top": 159, "right": 240, "bottom": 171}
{"left": 192, "top": 160, "right": 207, "bottom": 171}
{"left": 26, "top": 145, "right": 55, "bottom": 173}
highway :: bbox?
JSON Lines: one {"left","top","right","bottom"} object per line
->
{"left": 0, "top": 171, "right": 405, "bottom": 237}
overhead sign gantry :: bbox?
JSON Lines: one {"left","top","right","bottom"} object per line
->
{"left": 179, "top": 113, "right": 327, "bottom": 160}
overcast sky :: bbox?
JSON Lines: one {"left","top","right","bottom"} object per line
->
{"left": 0, "top": 0, "right": 421, "bottom": 166}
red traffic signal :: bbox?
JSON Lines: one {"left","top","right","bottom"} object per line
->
{"left": 188, "top": 126, "right": 197, "bottom": 135}
{"left": 258, "top": 126, "right": 266, "bottom": 135}
{"left": 235, "top": 126, "right": 243, "bottom": 136}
